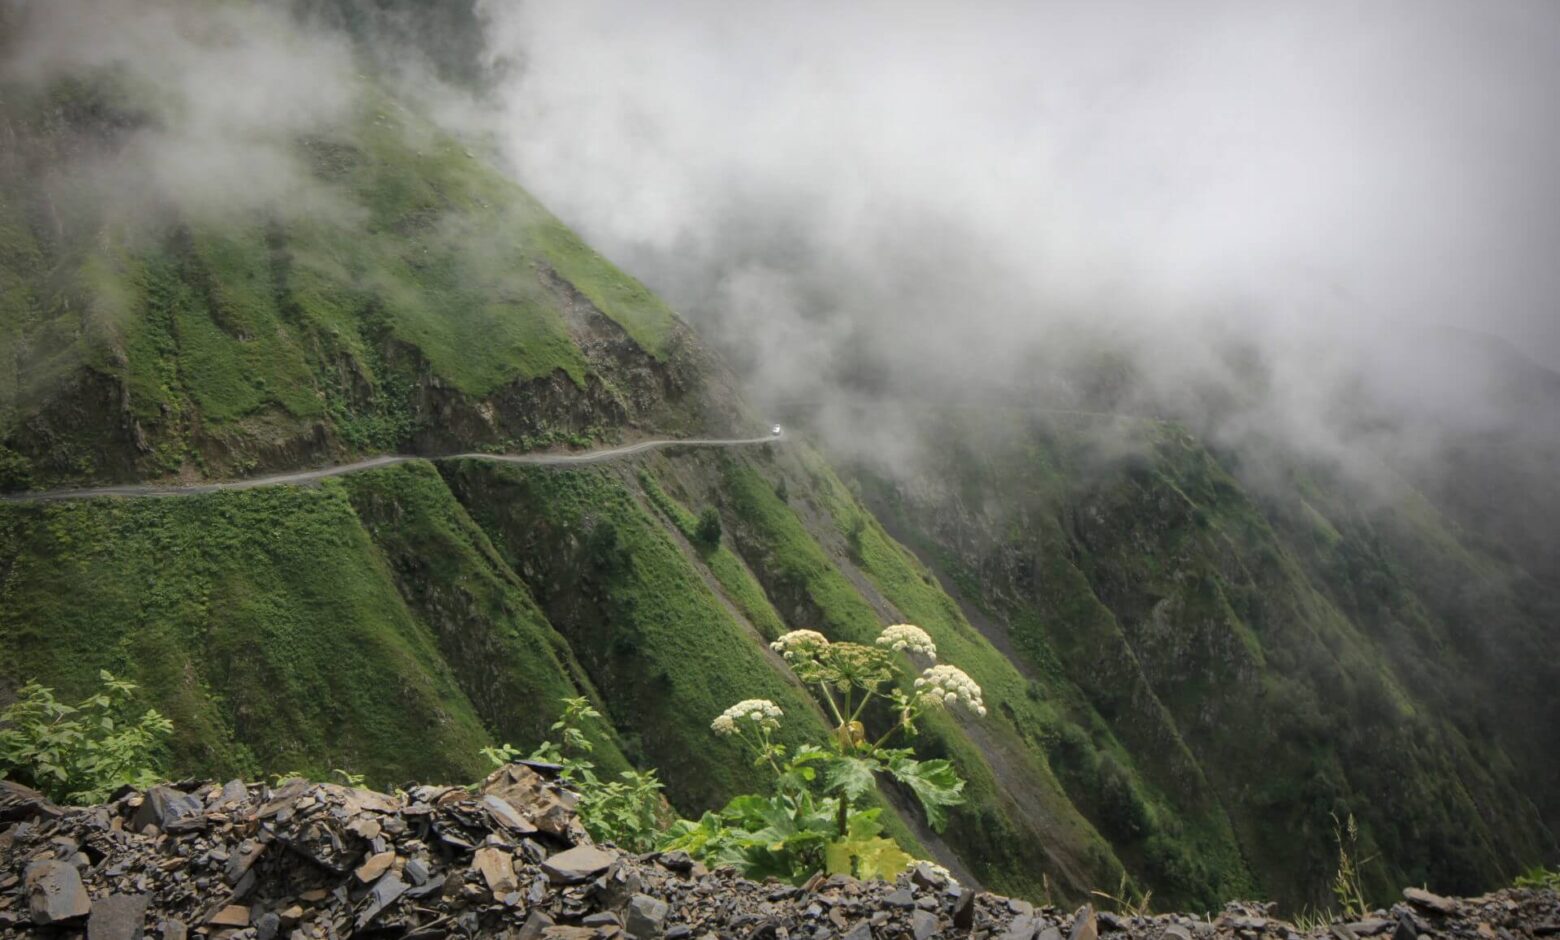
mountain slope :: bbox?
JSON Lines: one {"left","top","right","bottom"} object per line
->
{"left": 0, "top": 35, "right": 1556, "bottom": 914}
{"left": 0, "top": 74, "right": 721, "bottom": 491}
{"left": 0, "top": 58, "right": 1127, "bottom": 904}
{"left": 846, "top": 409, "right": 1558, "bottom": 907}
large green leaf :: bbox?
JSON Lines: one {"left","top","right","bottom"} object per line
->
{"left": 825, "top": 755, "right": 880, "bottom": 799}
{"left": 825, "top": 810, "right": 913, "bottom": 880}
{"left": 885, "top": 751, "right": 965, "bottom": 830}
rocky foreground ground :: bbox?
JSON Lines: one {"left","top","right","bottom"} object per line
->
{"left": 1, "top": 767, "right": 1555, "bottom": 939}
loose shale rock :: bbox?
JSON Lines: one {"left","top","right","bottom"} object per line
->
{"left": 3, "top": 769, "right": 1558, "bottom": 939}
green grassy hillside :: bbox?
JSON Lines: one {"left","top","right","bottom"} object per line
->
{"left": 1, "top": 36, "right": 1556, "bottom": 913}
{"left": 0, "top": 479, "right": 500, "bottom": 785}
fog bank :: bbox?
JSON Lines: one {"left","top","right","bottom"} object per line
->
{"left": 478, "top": 1, "right": 1560, "bottom": 468}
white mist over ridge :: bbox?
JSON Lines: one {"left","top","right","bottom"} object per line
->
{"left": 476, "top": 0, "right": 1560, "bottom": 470}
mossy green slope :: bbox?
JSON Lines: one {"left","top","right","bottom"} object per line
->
{"left": 435, "top": 460, "right": 839, "bottom": 812}
{"left": 0, "top": 79, "right": 705, "bottom": 490}
{"left": 0, "top": 482, "right": 495, "bottom": 786}
{"left": 0, "top": 463, "right": 654, "bottom": 789}
{"left": 637, "top": 467, "right": 790, "bottom": 642}
{"left": 336, "top": 460, "right": 632, "bottom": 773}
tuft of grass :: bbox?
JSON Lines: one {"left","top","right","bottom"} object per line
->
{"left": 1092, "top": 873, "right": 1154, "bottom": 918}
{"left": 1331, "top": 813, "right": 1377, "bottom": 919}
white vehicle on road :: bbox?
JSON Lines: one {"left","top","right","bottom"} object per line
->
{"left": 770, "top": 424, "right": 784, "bottom": 437}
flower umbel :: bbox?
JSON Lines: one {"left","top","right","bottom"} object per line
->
{"left": 713, "top": 698, "right": 784, "bottom": 735}
{"left": 915, "top": 665, "right": 987, "bottom": 717}
{"left": 875, "top": 624, "right": 937, "bottom": 660}
{"left": 771, "top": 630, "right": 830, "bottom": 661}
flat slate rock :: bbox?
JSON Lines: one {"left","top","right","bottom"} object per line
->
{"left": 542, "top": 845, "right": 617, "bottom": 884}
{"left": 87, "top": 893, "right": 151, "bottom": 940}
{"left": 1404, "top": 887, "right": 1459, "bottom": 915}
{"left": 131, "top": 786, "right": 206, "bottom": 833}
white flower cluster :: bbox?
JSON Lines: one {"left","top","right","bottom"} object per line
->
{"left": 915, "top": 665, "right": 987, "bottom": 716}
{"left": 711, "top": 698, "right": 784, "bottom": 735}
{"left": 876, "top": 624, "right": 937, "bottom": 659}
{"left": 770, "top": 629, "right": 830, "bottom": 661}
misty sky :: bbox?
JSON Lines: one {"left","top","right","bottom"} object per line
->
{"left": 480, "top": 0, "right": 1560, "bottom": 391}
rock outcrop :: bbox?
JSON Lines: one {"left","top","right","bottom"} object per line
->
{"left": 2, "top": 773, "right": 1557, "bottom": 939}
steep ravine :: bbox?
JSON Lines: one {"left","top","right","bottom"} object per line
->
{"left": 843, "top": 410, "right": 1558, "bottom": 909}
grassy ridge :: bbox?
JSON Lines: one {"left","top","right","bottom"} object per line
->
{"left": 637, "top": 467, "right": 789, "bottom": 640}
{"left": 531, "top": 219, "right": 681, "bottom": 360}
{"left": 0, "top": 79, "right": 688, "bottom": 487}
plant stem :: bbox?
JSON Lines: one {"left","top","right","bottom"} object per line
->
{"left": 847, "top": 690, "right": 877, "bottom": 725}
{"left": 871, "top": 701, "right": 920, "bottom": 749}
{"left": 818, "top": 683, "right": 847, "bottom": 728}
{"left": 758, "top": 729, "right": 785, "bottom": 780}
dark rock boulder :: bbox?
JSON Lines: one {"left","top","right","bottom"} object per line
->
{"left": 25, "top": 858, "right": 91, "bottom": 925}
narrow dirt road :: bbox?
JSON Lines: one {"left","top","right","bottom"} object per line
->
{"left": 0, "top": 434, "right": 783, "bottom": 504}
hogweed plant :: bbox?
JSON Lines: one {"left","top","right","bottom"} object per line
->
{"left": 664, "top": 624, "right": 980, "bottom": 884}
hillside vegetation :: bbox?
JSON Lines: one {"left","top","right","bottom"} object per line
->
{"left": 1, "top": 38, "right": 1557, "bottom": 915}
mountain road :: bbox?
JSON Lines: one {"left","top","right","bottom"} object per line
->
{"left": 0, "top": 434, "right": 784, "bottom": 504}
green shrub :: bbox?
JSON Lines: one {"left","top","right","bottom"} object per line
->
{"left": 0, "top": 445, "right": 31, "bottom": 492}
{"left": 695, "top": 507, "right": 723, "bottom": 548}
{"left": 1096, "top": 753, "right": 1151, "bottom": 841}
{"left": 483, "top": 697, "right": 668, "bottom": 852}
{"left": 1514, "top": 866, "right": 1560, "bottom": 890}
{"left": 0, "top": 672, "right": 173, "bottom": 804}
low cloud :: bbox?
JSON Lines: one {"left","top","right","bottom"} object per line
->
{"left": 477, "top": 0, "right": 1560, "bottom": 475}
{"left": 2, "top": 0, "right": 357, "bottom": 223}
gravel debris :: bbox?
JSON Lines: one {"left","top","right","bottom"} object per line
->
{"left": 4, "top": 774, "right": 1558, "bottom": 939}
